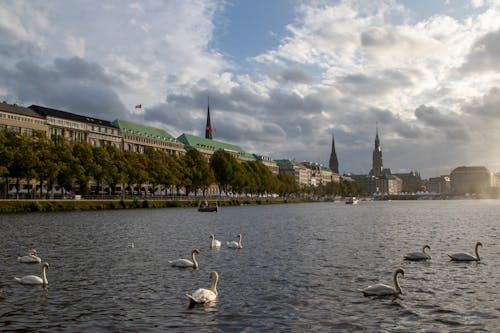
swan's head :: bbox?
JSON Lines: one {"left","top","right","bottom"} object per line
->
{"left": 395, "top": 268, "right": 404, "bottom": 277}
{"left": 29, "top": 249, "right": 38, "bottom": 255}
{"left": 237, "top": 234, "right": 242, "bottom": 239}
{"left": 476, "top": 241, "right": 483, "bottom": 248}
{"left": 423, "top": 245, "right": 430, "bottom": 251}
{"left": 192, "top": 249, "right": 200, "bottom": 255}
{"left": 210, "top": 271, "right": 219, "bottom": 280}
{"left": 209, "top": 234, "right": 214, "bottom": 240}
{"left": 43, "top": 262, "right": 49, "bottom": 269}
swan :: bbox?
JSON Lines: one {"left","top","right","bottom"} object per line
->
{"left": 226, "top": 234, "right": 243, "bottom": 249}
{"left": 361, "top": 268, "right": 404, "bottom": 297}
{"left": 17, "top": 249, "right": 42, "bottom": 263}
{"left": 14, "top": 262, "right": 49, "bottom": 286}
{"left": 186, "top": 271, "right": 219, "bottom": 305}
{"left": 210, "top": 234, "right": 221, "bottom": 248}
{"left": 448, "top": 241, "right": 482, "bottom": 261}
{"left": 169, "top": 249, "right": 199, "bottom": 268}
{"left": 404, "top": 245, "right": 431, "bottom": 261}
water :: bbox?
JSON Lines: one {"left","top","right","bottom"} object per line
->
{"left": 0, "top": 200, "right": 499, "bottom": 332}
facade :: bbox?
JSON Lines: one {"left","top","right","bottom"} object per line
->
{"left": 300, "top": 161, "right": 334, "bottom": 186}
{"left": 427, "top": 175, "right": 451, "bottom": 194}
{"left": 177, "top": 133, "right": 255, "bottom": 163}
{"left": 29, "top": 105, "right": 121, "bottom": 148}
{"left": 328, "top": 133, "right": 339, "bottom": 174}
{"left": 393, "top": 171, "right": 423, "bottom": 193}
{"left": 450, "top": 166, "right": 491, "bottom": 195}
{"left": 254, "top": 154, "right": 279, "bottom": 175}
{"left": 113, "top": 119, "right": 185, "bottom": 156}
{"left": 0, "top": 102, "right": 47, "bottom": 137}
{"left": 276, "top": 159, "right": 311, "bottom": 187}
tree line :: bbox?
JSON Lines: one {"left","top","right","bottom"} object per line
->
{"left": 0, "top": 129, "right": 360, "bottom": 198}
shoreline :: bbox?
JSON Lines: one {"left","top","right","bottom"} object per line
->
{"left": 0, "top": 198, "right": 306, "bottom": 214}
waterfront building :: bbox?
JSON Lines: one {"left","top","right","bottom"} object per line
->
{"left": 329, "top": 133, "right": 339, "bottom": 174}
{"left": 300, "top": 161, "right": 335, "bottom": 186}
{"left": 450, "top": 166, "right": 491, "bottom": 195}
{"left": 393, "top": 171, "right": 423, "bottom": 193}
{"left": 205, "top": 101, "right": 214, "bottom": 140}
{"left": 427, "top": 175, "right": 451, "bottom": 194}
{"left": 254, "top": 154, "right": 279, "bottom": 175}
{"left": 113, "top": 119, "right": 185, "bottom": 156}
{"left": 0, "top": 102, "right": 47, "bottom": 137}
{"left": 276, "top": 159, "right": 312, "bottom": 187}
{"left": 177, "top": 133, "right": 255, "bottom": 163}
{"left": 29, "top": 105, "right": 121, "bottom": 148}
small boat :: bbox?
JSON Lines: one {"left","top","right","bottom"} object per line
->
{"left": 198, "top": 200, "right": 218, "bottom": 212}
{"left": 345, "top": 197, "right": 359, "bottom": 205}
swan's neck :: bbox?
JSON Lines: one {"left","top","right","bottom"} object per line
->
{"left": 475, "top": 244, "right": 481, "bottom": 261}
{"left": 422, "top": 246, "right": 428, "bottom": 254}
{"left": 42, "top": 265, "right": 48, "bottom": 286}
{"left": 211, "top": 274, "right": 218, "bottom": 296}
{"left": 192, "top": 252, "right": 199, "bottom": 269}
{"left": 393, "top": 272, "right": 401, "bottom": 293}
{"left": 238, "top": 235, "right": 242, "bottom": 246}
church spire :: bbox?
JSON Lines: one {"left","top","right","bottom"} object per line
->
{"left": 205, "top": 97, "right": 213, "bottom": 140}
{"left": 329, "top": 133, "right": 339, "bottom": 174}
{"left": 372, "top": 124, "right": 383, "bottom": 177}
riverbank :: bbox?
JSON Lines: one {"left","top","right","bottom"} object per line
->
{"left": 0, "top": 198, "right": 305, "bottom": 214}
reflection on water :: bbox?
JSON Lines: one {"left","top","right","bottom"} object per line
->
{"left": 0, "top": 200, "right": 499, "bottom": 332}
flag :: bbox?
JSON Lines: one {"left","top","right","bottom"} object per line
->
{"left": 135, "top": 104, "right": 142, "bottom": 109}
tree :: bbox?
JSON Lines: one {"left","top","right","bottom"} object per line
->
{"left": 210, "top": 150, "right": 239, "bottom": 195}
{"left": 182, "top": 148, "right": 214, "bottom": 196}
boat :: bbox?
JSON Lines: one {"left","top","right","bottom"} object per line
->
{"left": 345, "top": 197, "right": 359, "bottom": 205}
{"left": 198, "top": 200, "right": 218, "bottom": 212}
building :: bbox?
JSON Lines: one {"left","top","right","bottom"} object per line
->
{"left": 254, "top": 154, "right": 279, "bottom": 175}
{"left": 0, "top": 102, "right": 47, "bottom": 137}
{"left": 300, "top": 161, "right": 335, "bottom": 186}
{"left": 29, "top": 105, "right": 121, "bottom": 148}
{"left": 427, "top": 175, "right": 451, "bottom": 194}
{"left": 205, "top": 100, "right": 214, "bottom": 140}
{"left": 177, "top": 133, "right": 255, "bottom": 163}
{"left": 450, "top": 166, "right": 491, "bottom": 195}
{"left": 276, "top": 159, "right": 311, "bottom": 187}
{"left": 371, "top": 126, "right": 383, "bottom": 177}
{"left": 393, "top": 171, "right": 423, "bottom": 193}
{"left": 113, "top": 119, "right": 185, "bottom": 156}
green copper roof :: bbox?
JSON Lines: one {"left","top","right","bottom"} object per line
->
{"left": 275, "top": 159, "right": 296, "bottom": 169}
{"left": 113, "top": 119, "right": 176, "bottom": 140}
{"left": 177, "top": 133, "right": 255, "bottom": 159}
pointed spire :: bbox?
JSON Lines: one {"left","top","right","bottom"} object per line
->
{"left": 329, "top": 132, "right": 339, "bottom": 174}
{"left": 205, "top": 96, "right": 213, "bottom": 140}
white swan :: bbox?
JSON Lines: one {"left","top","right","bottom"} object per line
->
{"left": 17, "top": 249, "right": 42, "bottom": 263}
{"left": 169, "top": 249, "right": 199, "bottom": 268}
{"left": 14, "top": 262, "right": 49, "bottom": 286}
{"left": 361, "top": 268, "right": 404, "bottom": 297}
{"left": 210, "top": 234, "right": 221, "bottom": 248}
{"left": 404, "top": 245, "right": 431, "bottom": 261}
{"left": 186, "top": 271, "right": 219, "bottom": 305}
{"left": 448, "top": 241, "right": 482, "bottom": 261}
{"left": 226, "top": 234, "right": 243, "bottom": 249}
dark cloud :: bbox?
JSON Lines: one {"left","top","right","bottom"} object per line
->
{"left": 340, "top": 69, "right": 413, "bottom": 95}
{"left": 269, "top": 66, "right": 315, "bottom": 84}
{"left": 361, "top": 28, "right": 397, "bottom": 48}
{"left": 463, "top": 87, "right": 500, "bottom": 118}
{"left": 0, "top": 58, "right": 127, "bottom": 120}
{"left": 414, "top": 105, "right": 469, "bottom": 141}
{"left": 459, "top": 29, "right": 500, "bottom": 73}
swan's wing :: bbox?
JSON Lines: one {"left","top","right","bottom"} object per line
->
{"left": 17, "top": 255, "right": 41, "bottom": 263}
{"left": 449, "top": 252, "right": 476, "bottom": 261}
{"left": 14, "top": 275, "right": 43, "bottom": 285}
{"left": 404, "top": 252, "right": 430, "bottom": 260}
{"left": 169, "top": 259, "right": 194, "bottom": 267}
{"left": 361, "top": 283, "right": 397, "bottom": 296}
{"left": 188, "top": 288, "right": 216, "bottom": 303}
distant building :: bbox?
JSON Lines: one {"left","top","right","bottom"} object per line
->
{"left": 276, "top": 160, "right": 311, "bottom": 187}
{"left": 370, "top": 126, "right": 383, "bottom": 177}
{"left": 0, "top": 102, "right": 47, "bottom": 137}
{"left": 254, "top": 154, "right": 279, "bottom": 175}
{"left": 427, "top": 175, "right": 451, "bottom": 194}
{"left": 450, "top": 166, "right": 491, "bottom": 194}
{"left": 328, "top": 133, "right": 339, "bottom": 174}
{"left": 177, "top": 133, "right": 255, "bottom": 163}
{"left": 113, "top": 119, "right": 185, "bottom": 156}
{"left": 205, "top": 100, "right": 214, "bottom": 140}
{"left": 29, "top": 105, "right": 122, "bottom": 148}
{"left": 300, "top": 161, "right": 335, "bottom": 186}
{"left": 492, "top": 173, "right": 500, "bottom": 187}
{"left": 393, "top": 171, "right": 423, "bottom": 193}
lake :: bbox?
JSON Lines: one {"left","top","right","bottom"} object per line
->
{"left": 0, "top": 200, "right": 499, "bottom": 332}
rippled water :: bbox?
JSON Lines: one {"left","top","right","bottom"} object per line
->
{"left": 1, "top": 200, "right": 499, "bottom": 332}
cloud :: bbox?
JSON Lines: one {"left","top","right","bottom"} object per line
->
{"left": 414, "top": 105, "right": 469, "bottom": 141}
{"left": 463, "top": 87, "right": 500, "bottom": 118}
{"left": 65, "top": 35, "right": 85, "bottom": 58}
{"left": 459, "top": 29, "right": 500, "bottom": 73}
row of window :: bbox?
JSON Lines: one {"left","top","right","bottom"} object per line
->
{"left": 0, "top": 112, "right": 45, "bottom": 125}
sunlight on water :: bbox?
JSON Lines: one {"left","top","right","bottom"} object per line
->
{"left": 0, "top": 200, "right": 499, "bottom": 332}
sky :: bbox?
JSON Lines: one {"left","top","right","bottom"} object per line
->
{"left": 2, "top": 0, "right": 500, "bottom": 178}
